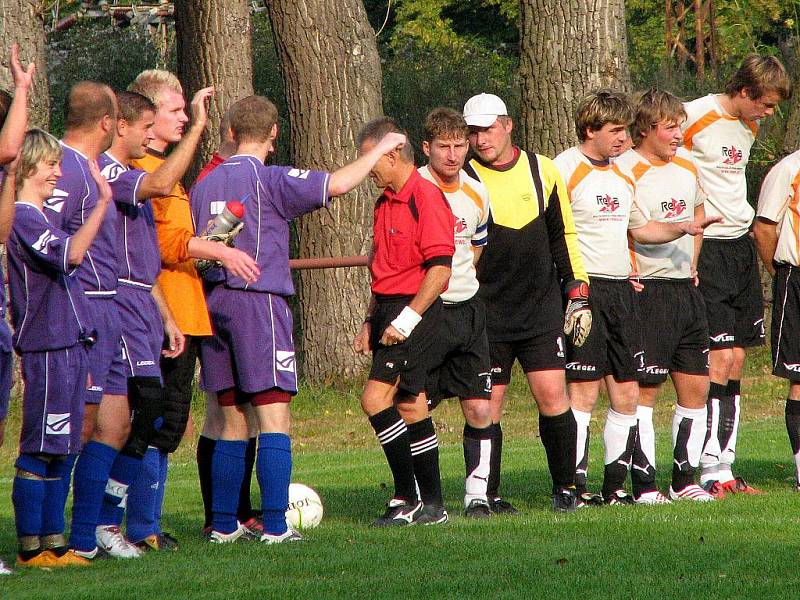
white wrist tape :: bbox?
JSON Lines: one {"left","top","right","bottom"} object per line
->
{"left": 390, "top": 306, "right": 422, "bottom": 338}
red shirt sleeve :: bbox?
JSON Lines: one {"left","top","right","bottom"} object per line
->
{"left": 416, "top": 184, "right": 455, "bottom": 265}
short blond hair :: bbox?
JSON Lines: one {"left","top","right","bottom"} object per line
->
{"left": 17, "top": 129, "right": 62, "bottom": 191}
{"left": 725, "top": 55, "right": 791, "bottom": 101}
{"left": 575, "top": 89, "right": 633, "bottom": 142}
{"left": 630, "top": 89, "right": 687, "bottom": 146}
{"left": 128, "top": 69, "right": 183, "bottom": 107}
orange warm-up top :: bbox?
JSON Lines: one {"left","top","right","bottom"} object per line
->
{"left": 131, "top": 149, "right": 212, "bottom": 336}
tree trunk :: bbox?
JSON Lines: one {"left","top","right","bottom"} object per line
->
{"left": 267, "top": 0, "right": 383, "bottom": 382}
{"left": 0, "top": 0, "right": 49, "bottom": 128}
{"left": 519, "top": 0, "right": 631, "bottom": 157}
{"left": 174, "top": 0, "right": 254, "bottom": 182}
{"left": 779, "top": 36, "right": 800, "bottom": 157}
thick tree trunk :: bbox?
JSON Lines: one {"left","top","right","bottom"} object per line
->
{"left": 779, "top": 36, "right": 800, "bottom": 157}
{"left": 174, "top": 0, "right": 254, "bottom": 182}
{"left": 0, "top": 0, "right": 49, "bottom": 128}
{"left": 267, "top": 0, "right": 383, "bottom": 381}
{"left": 519, "top": 0, "right": 630, "bottom": 157}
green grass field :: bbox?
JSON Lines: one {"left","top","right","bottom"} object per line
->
{"left": 1, "top": 346, "right": 799, "bottom": 599}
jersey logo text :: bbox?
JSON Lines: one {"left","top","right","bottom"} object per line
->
{"left": 596, "top": 194, "right": 620, "bottom": 212}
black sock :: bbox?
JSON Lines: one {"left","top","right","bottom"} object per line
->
{"left": 408, "top": 417, "right": 442, "bottom": 506}
{"left": 786, "top": 399, "right": 800, "bottom": 454}
{"left": 464, "top": 423, "right": 493, "bottom": 481}
{"left": 487, "top": 422, "right": 503, "bottom": 499}
{"left": 197, "top": 435, "right": 216, "bottom": 528}
{"left": 672, "top": 414, "right": 695, "bottom": 490}
{"left": 539, "top": 410, "right": 577, "bottom": 491}
{"left": 237, "top": 437, "right": 257, "bottom": 522}
{"left": 726, "top": 379, "right": 741, "bottom": 399}
{"left": 369, "top": 406, "right": 417, "bottom": 503}
{"left": 631, "top": 423, "right": 657, "bottom": 496}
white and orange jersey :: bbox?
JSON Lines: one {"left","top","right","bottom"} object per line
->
{"left": 554, "top": 146, "right": 649, "bottom": 279}
{"left": 756, "top": 149, "right": 800, "bottom": 267}
{"left": 682, "top": 94, "right": 758, "bottom": 239}
{"left": 418, "top": 165, "right": 489, "bottom": 302}
{"left": 616, "top": 147, "right": 705, "bottom": 279}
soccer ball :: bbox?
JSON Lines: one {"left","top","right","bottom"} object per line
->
{"left": 285, "top": 483, "right": 323, "bottom": 529}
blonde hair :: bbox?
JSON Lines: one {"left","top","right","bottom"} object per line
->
{"left": 630, "top": 89, "right": 687, "bottom": 146}
{"left": 575, "top": 89, "right": 633, "bottom": 142}
{"left": 17, "top": 129, "right": 62, "bottom": 191}
{"left": 128, "top": 69, "right": 183, "bottom": 107}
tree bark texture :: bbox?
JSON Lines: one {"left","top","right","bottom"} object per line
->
{"left": 519, "top": 0, "right": 631, "bottom": 157}
{"left": 267, "top": 0, "right": 383, "bottom": 381}
{"left": 174, "top": 0, "right": 254, "bottom": 182}
{"left": 0, "top": 0, "right": 49, "bottom": 128}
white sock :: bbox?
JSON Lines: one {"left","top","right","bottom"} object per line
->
{"left": 636, "top": 405, "right": 656, "bottom": 472}
{"left": 604, "top": 409, "right": 637, "bottom": 466}
{"left": 464, "top": 438, "right": 491, "bottom": 507}
{"left": 673, "top": 405, "right": 706, "bottom": 469}
{"left": 572, "top": 408, "right": 592, "bottom": 483}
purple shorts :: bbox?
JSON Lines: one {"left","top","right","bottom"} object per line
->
{"left": 0, "top": 321, "right": 12, "bottom": 420}
{"left": 200, "top": 286, "right": 297, "bottom": 394}
{"left": 85, "top": 296, "right": 128, "bottom": 402}
{"left": 20, "top": 345, "right": 88, "bottom": 455}
{"left": 116, "top": 284, "right": 164, "bottom": 381}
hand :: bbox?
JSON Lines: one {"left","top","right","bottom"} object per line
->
{"left": 162, "top": 319, "right": 185, "bottom": 358}
{"left": 564, "top": 282, "right": 592, "bottom": 347}
{"left": 219, "top": 246, "right": 260, "bottom": 283}
{"left": 374, "top": 131, "right": 407, "bottom": 156}
{"left": 87, "top": 159, "right": 112, "bottom": 204}
{"left": 690, "top": 267, "right": 699, "bottom": 287}
{"left": 190, "top": 86, "right": 215, "bottom": 130}
{"left": 353, "top": 322, "right": 371, "bottom": 355}
{"left": 380, "top": 324, "right": 407, "bottom": 346}
{"left": 628, "top": 271, "right": 644, "bottom": 293}
{"left": 9, "top": 44, "right": 34, "bottom": 91}
{"left": 679, "top": 216, "right": 723, "bottom": 236}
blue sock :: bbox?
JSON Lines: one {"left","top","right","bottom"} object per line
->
{"left": 211, "top": 440, "right": 247, "bottom": 534}
{"left": 257, "top": 433, "right": 292, "bottom": 535}
{"left": 126, "top": 447, "right": 160, "bottom": 543}
{"left": 98, "top": 452, "right": 142, "bottom": 526}
{"left": 41, "top": 455, "right": 77, "bottom": 536}
{"left": 12, "top": 454, "right": 48, "bottom": 538}
{"left": 154, "top": 451, "right": 168, "bottom": 534}
{"left": 69, "top": 441, "right": 118, "bottom": 552}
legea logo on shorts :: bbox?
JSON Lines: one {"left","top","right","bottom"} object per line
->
{"left": 46, "top": 413, "right": 71, "bottom": 435}
{"left": 710, "top": 332, "right": 734, "bottom": 343}
{"left": 644, "top": 365, "right": 669, "bottom": 375}
{"left": 276, "top": 350, "right": 296, "bottom": 373}
{"left": 566, "top": 361, "right": 596, "bottom": 372}
{"left": 784, "top": 363, "right": 800, "bottom": 373}
{"left": 136, "top": 360, "right": 155, "bottom": 367}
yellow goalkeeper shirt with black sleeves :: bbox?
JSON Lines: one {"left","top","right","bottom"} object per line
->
{"left": 464, "top": 147, "right": 588, "bottom": 341}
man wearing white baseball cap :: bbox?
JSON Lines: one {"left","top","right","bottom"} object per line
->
{"left": 463, "top": 93, "right": 591, "bottom": 512}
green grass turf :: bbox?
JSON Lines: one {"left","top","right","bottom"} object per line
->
{"left": 1, "top": 347, "right": 799, "bottom": 599}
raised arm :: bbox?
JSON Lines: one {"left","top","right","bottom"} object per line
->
{"left": 67, "top": 159, "right": 112, "bottom": 265}
{"left": 0, "top": 44, "right": 34, "bottom": 165}
{"left": 328, "top": 132, "right": 407, "bottom": 197}
{"left": 136, "top": 87, "right": 214, "bottom": 199}
{"left": 0, "top": 157, "right": 18, "bottom": 242}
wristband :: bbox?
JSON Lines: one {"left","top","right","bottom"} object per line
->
{"left": 390, "top": 306, "right": 422, "bottom": 338}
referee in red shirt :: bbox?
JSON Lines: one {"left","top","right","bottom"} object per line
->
{"left": 354, "top": 117, "right": 455, "bottom": 526}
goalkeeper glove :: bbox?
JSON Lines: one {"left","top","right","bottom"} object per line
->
{"left": 564, "top": 280, "right": 591, "bottom": 347}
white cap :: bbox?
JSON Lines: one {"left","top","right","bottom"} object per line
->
{"left": 463, "top": 93, "right": 508, "bottom": 127}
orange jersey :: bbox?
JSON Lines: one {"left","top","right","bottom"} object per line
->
{"left": 130, "top": 150, "right": 212, "bottom": 336}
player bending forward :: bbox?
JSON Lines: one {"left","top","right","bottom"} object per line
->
{"left": 192, "top": 97, "right": 405, "bottom": 542}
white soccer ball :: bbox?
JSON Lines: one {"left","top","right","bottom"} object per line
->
{"left": 285, "top": 483, "right": 323, "bottom": 529}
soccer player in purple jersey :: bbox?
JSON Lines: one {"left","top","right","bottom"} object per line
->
{"left": 192, "top": 95, "right": 405, "bottom": 543}
{"left": 0, "top": 43, "right": 37, "bottom": 576}
{"left": 8, "top": 129, "right": 112, "bottom": 568}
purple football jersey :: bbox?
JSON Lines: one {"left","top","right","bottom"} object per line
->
{"left": 45, "top": 143, "right": 119, "bottom": 297}
{"left": 98, "top": 152, "right": 160, "bottom": 287}
{"left": 8, "top": 203, "right": 93, "bottom": 352}
{"left": 190, "top": 155, "right": 330, "bottom": 296}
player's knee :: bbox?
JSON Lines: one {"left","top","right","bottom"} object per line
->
{"left": 709, "top": 348, "right": 735, "bottom": 378}
{"left": 15, "top": 453, "right": 49, "bottom": 479}
{"left": 121, "top": 377, "right": 165, "bottom": 459}
{"left": 94, "top": 418, "right": 131, "bottom": 450}
{"left": 461, "top": 398, "right": 491, "bottom": 428}
{"left": 80, "top": 404, "right": 99, "bottom": 445}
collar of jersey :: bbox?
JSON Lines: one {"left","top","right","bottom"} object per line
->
{"left": 474, "top": 146, "right": 521, "bottom": 173}
{"left": 384, "top": 168, "right": 421, "bottom": 203}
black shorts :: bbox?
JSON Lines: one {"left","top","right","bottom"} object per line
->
{"left": 369, "top": 295, "right": 444, "bottom": 397}
{"left": 489, "top": 325, "right": 566, "bottom": 386}
{"left": 426, "top": 297, "right": 492, "bottom": 408}
{"left": 566, "top": 278, "right": 644, "bottom": 382}
{"left": 638, "top": 279, "right": 709, "bottom": 386}
{"left": 697, "top": 235, "right": 765, "bottom": 350}
{"left": 771, "top": 264, "right": 800, "bottom": 381}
